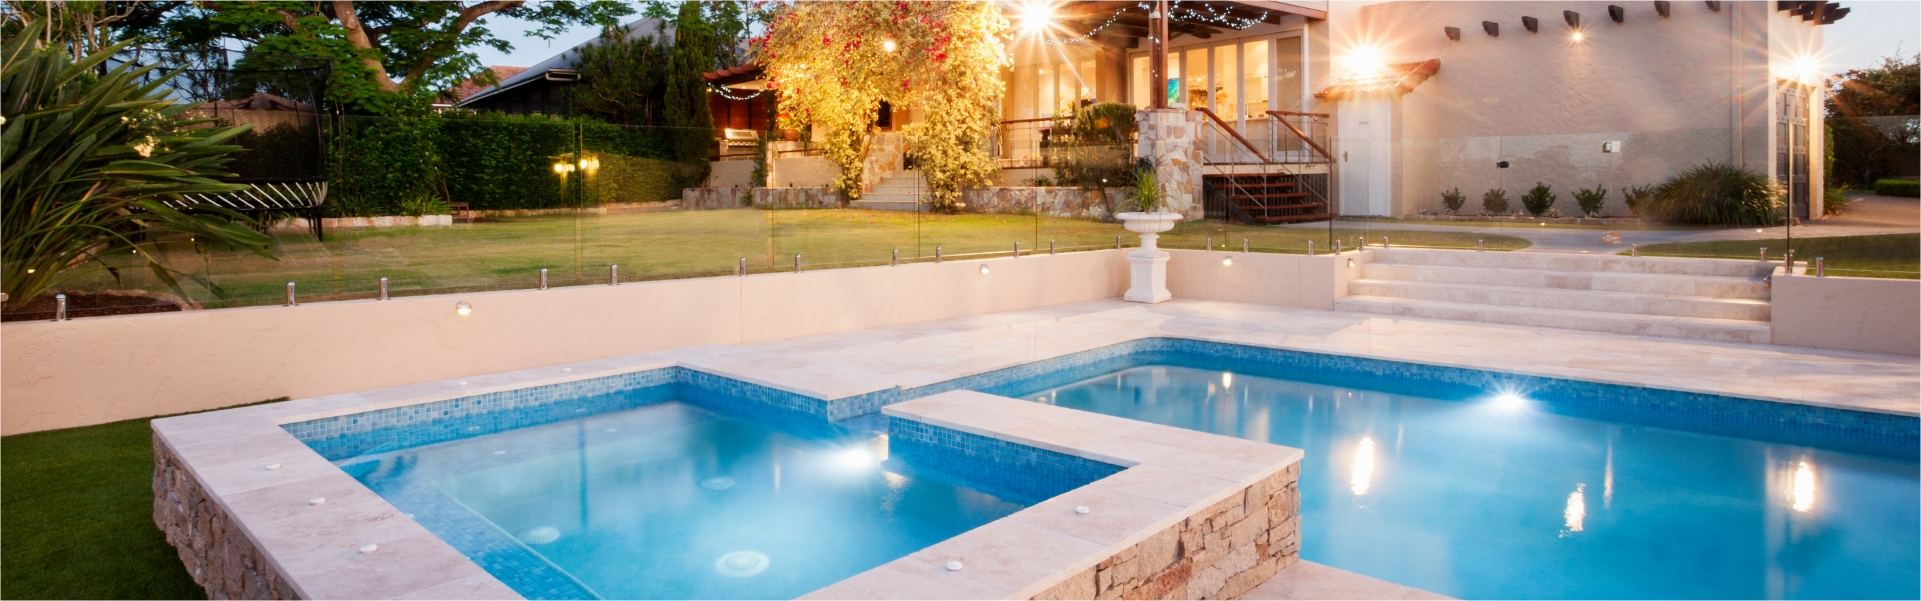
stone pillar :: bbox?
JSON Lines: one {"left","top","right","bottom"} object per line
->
{"left": 1136, "top": 108, "right": 1204, "bottom": 220}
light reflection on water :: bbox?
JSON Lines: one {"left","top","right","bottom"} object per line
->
{"left": 1008, "top": 364, "right": 1919, "bottom": 600}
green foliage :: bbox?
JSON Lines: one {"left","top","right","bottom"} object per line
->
{"left": 1440, "top": 187, "right": 1465, "bottom": 214}
{"left": 1640, "top": 163, "right": 1782, "bottom": 225}
{"left": 1620, "top": 184, "right": 1655, "bottom": 217}
{"left": 226, "top": 122, "right": 324, "bottom": 180}
{"left": 393, "top": 192, "right": 452, "bottom": 217}
{"left": 567, "top": 26, "right": 672, "bottom": 126}
{"left": 330, "top": 96, "right": 442, "bottom": 216}
{"left": 1051, "top": 102, "right": 1138, "bottom": 197}
{"left": 1823, "top": 182, "right": 1854, "bottom": 215}
{"left": 1129, "top": 162, "right": 1166, "bottom": 212}
{"left": 662, "top": 1, "right": 715, "bottom": 183}
{"left": 1826, "top": 53, "right": 1920, "bottom": 186}
{"left": 1481, "top": 188, "right": 1509, "bottom": 215}
{"left": 1521, "top": 182, "right": 1557, "bottom": 217}
{"left": 1874, "top": 179, "right": 1920, "bottom": 197}
{"left": 1, "top": 23, "right": 276, "bottom": 306}
{"left": 1573, "top": 186, "right": 1608, "bottom": 217}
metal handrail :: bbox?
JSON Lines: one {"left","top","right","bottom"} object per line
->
{"left": 1193, "top": 107, "right": 1272, "bottom": 164}
{"left": 1266, "top": 111, "right": 1335, "bottom": 164}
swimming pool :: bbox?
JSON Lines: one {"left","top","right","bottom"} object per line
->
{"left": 285, "top": 372, "right": 1091, "bottom": 600}
{"left": 978, "top": 339, "right": 1920, "bottom": 600}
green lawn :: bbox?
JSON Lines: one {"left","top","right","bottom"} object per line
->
{"left": 1, "top": 417, "right": 212, "bottom": 599}
{"left": 1628, "top": 234, "right": 1920, "bottom": 279}
{"left": 65, "top": 209, "right": 1530, "bottom": 307}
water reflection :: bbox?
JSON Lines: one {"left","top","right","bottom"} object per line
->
{"left": 1562, "top": 484, "right": 1586, "bottom": 535}
{"left": 1791, "top": 460, "right": 1816, "bottom": 513}
{"left": 1350, "top": 436, "right": 1376, "bottom": 496}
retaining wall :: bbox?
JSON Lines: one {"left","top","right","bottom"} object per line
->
{"left": 1771, "top": 270, "right": 1921, "bottom": 356}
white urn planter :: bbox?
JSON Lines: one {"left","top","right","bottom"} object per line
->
{"left": 1118, "top": 211, "right": 1182, "bottom": 303}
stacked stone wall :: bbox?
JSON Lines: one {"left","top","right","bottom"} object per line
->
{"left": 1034, "top": 463, "right": 1301, "bottom": 600}
{"left": 153, "top": 435, "right": 298, "bottom": 600}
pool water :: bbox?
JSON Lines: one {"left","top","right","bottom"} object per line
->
{"left": 990, "top": 361, "right": 1920, "bottom": 600}
{"left": 337, "top": 396, "right": 1028, "bottom": 600}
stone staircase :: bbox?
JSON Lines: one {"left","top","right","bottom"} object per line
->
{"left": 1335, "top": 248, "right": 1776, "bottom": 343}
{"left": 850, "top": 171, "right": 926, "bottom": 211}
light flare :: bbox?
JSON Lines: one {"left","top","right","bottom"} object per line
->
{"left": 1791, "top": 461, "right": 1816, "bottom": 512}
{"left": 1350, "top": 437, "right": 1377, "bottom": 495}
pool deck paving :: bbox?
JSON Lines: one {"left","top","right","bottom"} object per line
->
{"left": 675, "top": 298, "right": 1919, "bottom": 418}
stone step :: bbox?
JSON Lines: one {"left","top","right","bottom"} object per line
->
{"left": 1372, "top": 248, "right": 1772, "bottom": 278}
{"left": 1346, "top": 279, "right": 1771, "bottom": 321}
{"left": 1334, "top": 296, "right": 1772, "bottom": 344}
{"left": 858, "top": 192, "right": 924, "bottom": 202}
{"left": 1358, "top": 263, "right": 1771, "bottom": 299}
{"left": 869, "top": 185, "right": 924, "bottom": 195}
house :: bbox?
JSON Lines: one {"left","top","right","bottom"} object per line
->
{"left": 457, "top": 19, "right": 673, "bottom": 116}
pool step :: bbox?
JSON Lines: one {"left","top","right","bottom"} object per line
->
{"left": 1338, "top": 248, "right": 1773, "bottom": 343}
{"left": 1335, "top": 296, "right": 1774, "bottom": 344}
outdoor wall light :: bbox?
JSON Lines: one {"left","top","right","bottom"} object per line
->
{"left": 1497, "top": 160, "right": 1510, "bottom": 168}
{"left": 1483, "top": 21, "right": 1499, "bottom": 36}
{"left": 1222, "top": 256, "right": 1234, "bottom": 266}
{"left": 1572, "top": 31, "right": 1584, "bottom": 42}
{"left": 1655, "top": 1, "right": 1671, "bottom": 17}
{"left": 1017, "top": 0, "right": 1054, "bottom": 35}
{"left": 456, "top": 301, "right": 473, "bottom": 316}
{"left": 1564, "top": 10, "right": 1581, "bottom": 28}
{"left": 1705, "top": 1, "right": 1721, "bottom": 12}
{"left": 1608, "top": 5, "right": 1625, "bottom": 22}
{"left": 1522, "top": 16, "right": 1539, "bottom": 33}
{"left": 1342, "top": 45, "right": 1387, "bottom": 77}
{"left": 1444, "top": 26, "right": 1461, "bottom": 41}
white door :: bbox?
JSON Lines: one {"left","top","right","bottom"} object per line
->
{"left": 1338, "top": 97, "right": 1392, "bottom": 216}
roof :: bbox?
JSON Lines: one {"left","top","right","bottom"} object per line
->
{"left": 198, "top": 93, "right": 317, "bottom": 112}
{"left": 1314, "top": 59, "right": 1440, "bottom": 100}
{"left": 446, "top": 66, "right": 528, "bottom": 101}
{"left": 458, "top": 18, "right": 672, "bottom": 107}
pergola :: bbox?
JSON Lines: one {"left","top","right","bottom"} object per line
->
{"left": 1050, "top": 1, "right": 1327, "bottom": 109}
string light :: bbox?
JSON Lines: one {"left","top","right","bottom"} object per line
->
{"left": 707, "top": 84, "right": 767, "bottom": 101}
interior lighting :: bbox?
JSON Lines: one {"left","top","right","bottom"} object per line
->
{"left": 1018, "top": 0, "right": 1055, "bottom": 36}
{"left": 456, "top": 301, "right": 473, "bottom": 316}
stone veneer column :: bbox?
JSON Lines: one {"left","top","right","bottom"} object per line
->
{"left": 1135, "top": 108, "right": 1205, "bottom": 220}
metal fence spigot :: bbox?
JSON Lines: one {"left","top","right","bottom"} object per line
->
{"left": 285, "top": 282, "right": 297, "bottom": 306}
{"left": 610, "top": 264, "right": 619, "bottom": 285}
{"left": 936, "top": 246, "right": 943, "bottom": 263}
{"left": 892, "top": 248, "right": 899, "bottom": 266}
{"left": 379, "top": 276, "right": 389, "bottom": 300}
{"left": 1307, "top": 240, "right": 1314, "bottom": 256}
{"left": 794, "top": 254, "right": 802, "bottom": 273}
{"left": 53, "top": 293, "right": 66, "bottom": 321}
{"left": 1478, "top": 239, "right": 1485, "bottom": 252}
{"left": 1014, "top": 241, "right": 1020, "bottom": 257}
{"left": 739, "top": 257, "right": 747, "bottom": 276}
{"left": 538, "top": 268, "right": 548, "bottom": 290}
{"left": 1630, "top": 244, "right": 1639, "bottom": 257}
{"left": 1050, "top": 240, "right": 1056, "bottom": 255}
{"left": 1815, "top": 256, "right": 1825, "bottom": 277}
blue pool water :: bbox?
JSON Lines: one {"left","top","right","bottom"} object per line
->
{"left": 319, "top": 384, "right": 1046, "bottom": 600}
{"left": 985, "top": 353, "right": 1920, "bottom": 600}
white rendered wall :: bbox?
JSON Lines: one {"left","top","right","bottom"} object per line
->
{"left": 1771, "top": 272, "right": 1921, "bottom": 356}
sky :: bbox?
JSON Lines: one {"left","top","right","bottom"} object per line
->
{"left": 469, "top": 1, "right": 1921, "bottom": 74}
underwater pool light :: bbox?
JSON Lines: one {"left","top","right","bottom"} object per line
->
{"left": 1495, "top": 392, "right": 1527, "bottom": 408}
{"left": 837, "top": 448, "right": 877, "bottom": 468}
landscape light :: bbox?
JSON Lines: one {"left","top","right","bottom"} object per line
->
{"left": 1222, "top": 256, "right": 1233, "bottom": 266}
{"left": 456, "top": 301, "right": 473, "bottom": 316}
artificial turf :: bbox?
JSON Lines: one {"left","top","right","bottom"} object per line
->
{"left": 1629, "top": 233, "right": 1920, "bottom": 279}
{"left": 0, "top": 403, "right": 274, "bottom": 600}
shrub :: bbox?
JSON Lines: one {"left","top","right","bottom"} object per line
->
{"left": 1874, "top": 179, "right": 1920, "bottom": 197}
{"left": 330, "top": 97, "right": 441, "bottom": 217}
{"left": 1129, "top": 161, "right": 1166, "bottom": 212}
{"left": 1482, "top": 188, "right": 1510, "bottom": 215}
{"left": 1620, "top": 185, "right": 1655, "bottom": 217}
{"left": 1639, "top": 163, "right": 1782, "bottom": 225}
{"left": 1521, "top": 182, "right": 1557, "bottom": 216}
{"left": 1824, "top": 183, "right": 1854, "bottom": 215}
{"left": 393, "top": 193, "right": 452, "bottom": 217}
{"left": 1441, "top": 187, "right": 1465, "bottom": 214}
{"left": 1573, "top": 186, "right": 1609, "bottom": 217}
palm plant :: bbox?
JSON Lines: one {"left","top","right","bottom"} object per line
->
{"left": 2, "top": 23, "right": 276, "bottom": 308}
{"left": 1128, "top": 161, "right": 1166, "bottom": 213}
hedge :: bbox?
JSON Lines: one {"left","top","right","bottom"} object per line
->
{"left": 1874, "top": 179, "right": 1920, "bottom": 198}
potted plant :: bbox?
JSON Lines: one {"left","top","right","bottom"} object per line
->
{"left": 1118, "top": 162, "right": 1181, "bottom": 303}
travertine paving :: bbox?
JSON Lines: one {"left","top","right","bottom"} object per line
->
{"left": 671, "top": 298, "right": 1919, "bottom": 417}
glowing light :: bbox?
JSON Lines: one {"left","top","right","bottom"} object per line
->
{"left": 1564, "top": 484, "right": 1587, "bottom": 533}
{"left": 1494, "top": 392, "right": 1527, "bottom": 409}
{"left": 1017, "top": 0, "right": 1055, "bottom": 35}
{"left": 1792, "top": 461, "right": 1816, "bottom": 512}
{"left": 1350, "top": 437, "right": 1377, "bottom": 495}
{"left": 455, "top": 301, "right": 472, "bottom": 316}
{"left": 1222, "top": 372, "right": 1233, "bottom": 389}
{"left": 836, "top": 449, "right": 876, "bottom": 469}
{"left": 1222, "top": 256, "right": 1234, "bottom": 266}
{"left": 1571, "top": 31, "right": 1584, "bottom": 42}
{"left": 1342, "top": 45, "right": 1387, "bottom": 77}
{"left": 882, "top": 39, "right": 897, "bottom": 52}
{"left": 980, "top": 264, "right": 990, "bottom": 275}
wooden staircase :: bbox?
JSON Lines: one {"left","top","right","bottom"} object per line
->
{"left": 1192, "top": 108, "right": 1334, "bottom": 226}
{"left": 1204, "top": 173, "right": 1328, "bottom": 224}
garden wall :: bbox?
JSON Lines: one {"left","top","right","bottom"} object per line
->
{"left": 1165, "top": 248, "right": 1374, "bottom": 310}
{"left": 1770, "top": 270, "right": 1921, "bottom": 356}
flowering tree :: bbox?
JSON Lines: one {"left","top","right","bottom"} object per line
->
{"left": 755, "top": 1, "right": 1005, "bottom": 210}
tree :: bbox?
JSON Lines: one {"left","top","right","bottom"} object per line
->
{"left": 663, "top": 0, "right": 716, "bottom": 178}
{"left": 1826, "top": 53, "right": 1920, "bottom": 186}
{"left": 756, "top": 1, "right": 1006, "bottom": 210}
{"left": 0, "top": 1, "right": 181, "bottom": 62}
{"left": 567, "top": 25, "right": 672, "bottom": 126}
{"left": 155, "top": 1, "right": 633, "bottom": 112}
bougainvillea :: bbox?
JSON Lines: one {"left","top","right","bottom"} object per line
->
{"left": 754, "top": 1, "right": 1006, "bottom": 210}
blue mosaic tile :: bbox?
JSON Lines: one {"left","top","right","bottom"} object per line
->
{"left": 887, "top": 417, "right": 1123, "bottom": 502}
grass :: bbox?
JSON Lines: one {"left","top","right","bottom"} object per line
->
{"left": 1628, "top": 233, "right": 1920, "bottom": 279}
{"left": 1341, "top": 216, "right": 1713, "bottom": 231}
{"left": 61, "top": 209, "right": 1530, "bottom": 307}
{"left": 2, "top": 418, "right": 207, "bottom": 599}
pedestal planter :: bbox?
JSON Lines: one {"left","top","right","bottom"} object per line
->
{"left": 1118, "top": 211, "right": 1182, "bottom": 303}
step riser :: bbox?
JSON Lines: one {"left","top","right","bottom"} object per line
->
{"left": 860, "top": 194, "right": 923, "bottom": 202}
{"left": 1359, "top": 264, "right": 1770, "bottom": 299}
{"left": 850, "top": 201, "right": 921, "bottom": 211}
{"left": 1347, "top": 281, "right": 1770, "bottom": 321}
{"left": 1336, "top": 299, "right": 1771, "bottom": 344}
{"left": 1373, "top": 248, "right": 1770, "bottom": 278}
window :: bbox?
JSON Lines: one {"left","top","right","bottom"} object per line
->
{"left": 1244, "top": 40, "right": 1269, "bottom": 118}
{"left": 1131, "top": 55, "right": 1150, "bottom": 107}
{"left": 1185, "top": 49, "right": 1208, "bottom": 109}
{"left": 1217, "top": 44, "right": 1239, "bottom": 118}
{"left": 1275, "top": 35, "right": 1303, "bottom": 113}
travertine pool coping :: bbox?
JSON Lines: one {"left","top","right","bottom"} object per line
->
{"left": 153, "top": 297, "right": 1914, "bottom": 599}
{"left": 805, "top": 391, "right": 1303, "bottom": 599}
